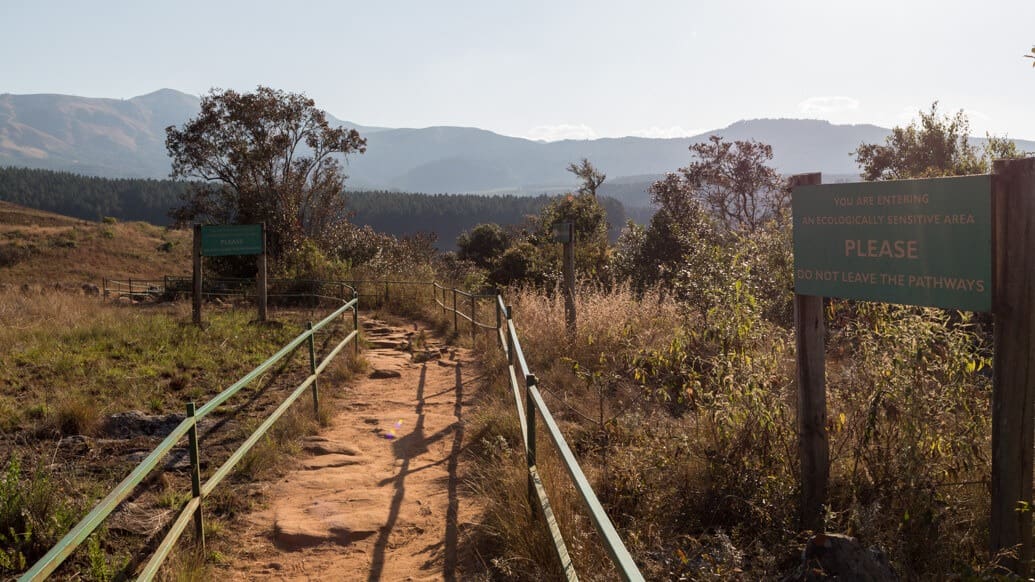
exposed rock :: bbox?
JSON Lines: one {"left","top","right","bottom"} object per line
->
{"left": 56, "top": 434, "right": 93, "bottom": 456}
{"left": 369, "top": 368, "right": 403, "bottom": 379}
{"left": 103, "top": 410, "right": 185, "bottom": 438}
{"left": 300, "top": 454, "right": 367, "bottom": 470}
{"left": 301, "top": 437, "right": 363, "bottom": 457}
{"left": 797, "top": 533, "right": 896, "bottom": 581}
{"left": 412, "top": 350, "right": 441, "bottom": 363}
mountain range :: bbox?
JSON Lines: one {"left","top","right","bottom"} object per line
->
{"left": 3, "top": 88, "right": 1033, "bottom": 207}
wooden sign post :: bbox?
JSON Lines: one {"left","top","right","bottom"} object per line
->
{"left": 192, "top": 223, "right": 267, "bottom": 325}
{"left": 554, "top": 221, "right": 576, "bottom": 334}
{"left": 990, "top": 157, "right": 1035, "bottom": 574}
{"left": 789, "top": 172, "right": 828, "bottom": 532}
{"left": 192, "top": 225, "right": 203, "bottom": 325}
{"left": 790, "top": 163, "right": 1035, "bottom": 574}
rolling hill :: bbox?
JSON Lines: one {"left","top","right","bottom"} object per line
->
{"left": 3, "top": 89, "right": 1033, "bottom": 202}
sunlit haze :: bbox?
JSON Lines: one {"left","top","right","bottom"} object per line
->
{"left": 2, "top": 0, "right": 1034, "bottom": 140}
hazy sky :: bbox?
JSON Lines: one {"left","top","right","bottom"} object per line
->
{"left": 3, "top": 0, "right": 1034, "bottom": 140}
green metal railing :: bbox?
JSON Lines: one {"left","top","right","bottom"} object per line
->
{"left": 435, "top": 284, "right": 644, "bottom": 581}
{"left": 19, "top": 297, "right": 360, "bottom": 581}
{"left": 432, "top": 282, "right": 498, "bottom": 341}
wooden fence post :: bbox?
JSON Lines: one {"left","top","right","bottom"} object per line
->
{"left": 192, "top": 225, "right": 202, "bottom": 325}
{"left": 257, "top": 223, "right": 268, "bottom": 322}
{"left": 790, "top": 172, "right": 828, "bottom": 532}
{"left": 563, "top": 222, "right": 576, "bottom": 335}
{"left": 470, "top": 294, "right": 477, "bottom": 342}
{"left": 452, "top": 288, "right": 458, "bottom": 333}
{"left": 991, "top": 157, "right": 1035, "bottom": 574}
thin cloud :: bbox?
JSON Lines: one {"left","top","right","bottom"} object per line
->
{"left": 525, "top": 124, "right": 598, "bottom": 141}
{"left": 798, "top": 96, "right": 861, "bottom": 116}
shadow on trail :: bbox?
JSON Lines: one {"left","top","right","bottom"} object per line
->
{"left": 444, "top": 363, "right": 463, "bottom": 578}
{"left": 367, "top": 362, "right": 465, "bottom": 582}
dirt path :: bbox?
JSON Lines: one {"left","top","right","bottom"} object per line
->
{"left": 226, "top": 316, "right": 484, "bottom": 581}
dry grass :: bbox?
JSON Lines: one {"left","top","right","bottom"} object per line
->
{"left": 466, "top": 281, "right": 1000, "bottom": 579}
{"left": 0, "top": 201, "right": 191, "bottom": 286}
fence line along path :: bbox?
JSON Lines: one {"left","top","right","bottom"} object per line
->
{"left": 226, "top": 315, "right": 484, "bottom": 580}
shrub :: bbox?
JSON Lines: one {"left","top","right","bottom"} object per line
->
{"left": 0, "top": 456, "right": 80, "bottom": 574}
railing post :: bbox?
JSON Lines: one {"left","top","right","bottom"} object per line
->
{"left": 495, "top": 293, "right": 503, "bottom": 347}
{"left": 452, "top": 288, "right": 458, "bottom": 333}
{"left": 307, "top": 321, "right": 319, "bottom": 414}
{"left": 186, "top": 401, "right": 205, "bottom": 550}
{"left": 470, "top": 294, "right": 477, "bottom": 342}
{"left": 525, "top": 373, "right": 538, "bottom": 516}
{"left": 353, "top": 292, "right": 360, "bottom": 357}
{"left": 505, "top": 305, "right": 514, "bottom": 364}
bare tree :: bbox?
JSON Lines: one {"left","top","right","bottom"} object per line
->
{"left": 567, "top": 158, "right": 606, "bottom": 197}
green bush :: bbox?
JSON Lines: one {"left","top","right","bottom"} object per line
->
{"left": 0, "top": 456, "right": 80, "bottom": 574}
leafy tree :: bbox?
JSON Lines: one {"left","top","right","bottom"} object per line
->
{"left": 567, "top": 158, "right": 606, "bottom": 197}
{"left": 493, "top": 241, "right": 548, "bottom": 287}
{"left": 853, "top": 103, "right": 989, "bottom": 181}
{"left": 166, "top": 86, "right": 366, "bottom": 259}
{"left": 456, "top": 223, "right": 510, "bottom": 268}
{"left": 617, "top": 172, "right": 724, "bottom": 291}
{"left": 533, "top": 192, "right": 612, "bottom": 281}
{"left": 676, "top": 136, "right": 785, "bottom": 234}
{"left": 854, "top": 102, "right": 1027, "bottom": 182}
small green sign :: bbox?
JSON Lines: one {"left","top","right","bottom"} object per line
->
{"left": 792, "top": 175, "right": 991, "bottom": 311}
{"left": 201, "top": 224, "right": 264, "bottom": 257}
{"left": 553, "top": 222, "right": 573, "bottom": 244}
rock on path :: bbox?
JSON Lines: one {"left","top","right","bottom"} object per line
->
{"left": 224, "top": 316, "right": 483, "bottom": 581}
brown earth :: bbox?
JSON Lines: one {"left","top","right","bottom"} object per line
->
{"left": 224, "top": 316, "right": 486, "bottom": 581}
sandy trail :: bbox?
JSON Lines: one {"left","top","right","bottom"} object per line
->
{"left": 226, "top": 316, "right": 483, "bottom": 581}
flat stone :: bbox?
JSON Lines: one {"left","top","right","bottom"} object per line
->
{"left": 301, "top": 439, "right": 363, "bottom": 456}
{"left": 369, "top": 368, "right": 403, "bottom": 379}
{"left": 270, "top": 500, "right": 377, "bottom": 551}
{"left": 300, "top": 454, "right": 367, "bottom": 470}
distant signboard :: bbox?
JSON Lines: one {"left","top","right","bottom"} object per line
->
{"left": 200, "top": 224, "right": 264, "bottom": 257}
{"left": 792, "top": 175, "right": 991, "bottom": 311}
{"left": 553, "top": 222, "right": 573, "bottom": 244}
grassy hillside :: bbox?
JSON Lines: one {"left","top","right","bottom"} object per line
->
{"left": 0, "top": 201, "right": 190, "bottom": 285}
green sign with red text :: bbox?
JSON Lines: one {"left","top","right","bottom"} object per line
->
{"left": 792, "top": 175, "right": 991, "bottom": 311}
